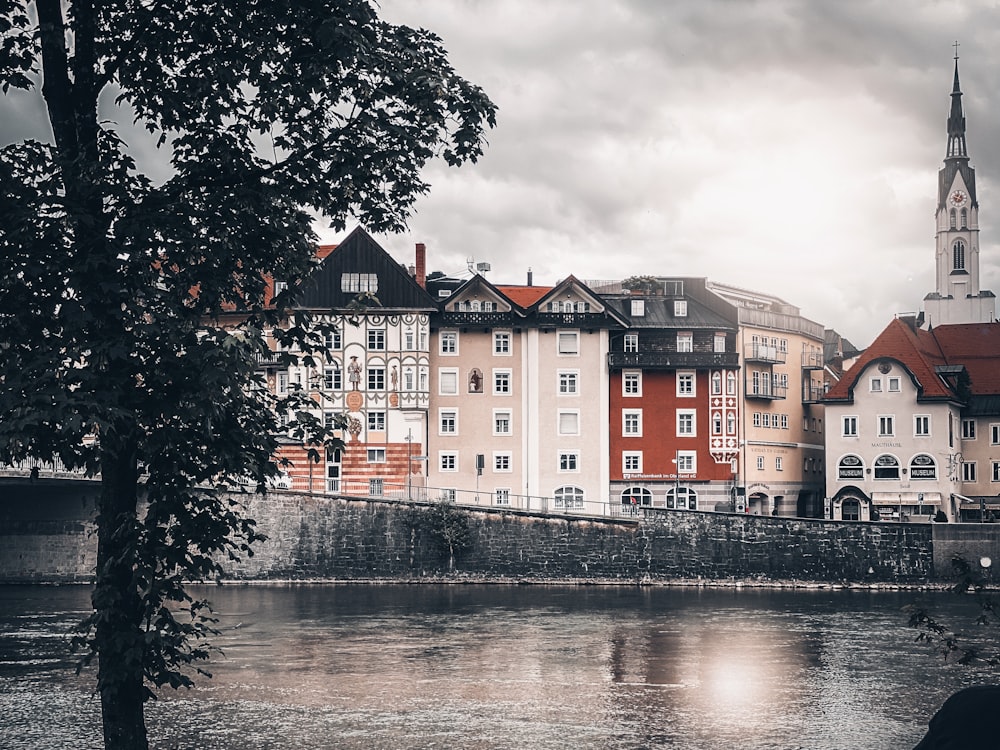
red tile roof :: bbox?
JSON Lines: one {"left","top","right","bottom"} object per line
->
{"left": 825, "top": 317, "right": 1000, "bottom": 402}
{"left": 495, "top": 285, "right": 553, "bottom": 309}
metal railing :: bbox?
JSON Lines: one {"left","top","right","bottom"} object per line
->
{"left": 608, "top": 351, "right": 739, "bottom": 369}
{"left": 744, "top": 343, "right": 786, "bottom": 364}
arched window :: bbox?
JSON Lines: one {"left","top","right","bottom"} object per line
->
{"left": 554, "top": 485, "right": 584, "bottom": 509}
{"left": 950, "top": 208, "right": 957, "bottom": 229}
{"left": 909, "top": 454, "right": 937, "bottom": 480}
{"left": 620, "top": 486, "right": 652, "bottom": 506}
{"left": 961, "top": 208, "right": 968, "bottom": 229}
{"left": 953, "top": 240, "right": 966, "bottom": 271}
{"left": 873, "top": 454, "right": 900, "bottom": 480}
{"left": 727, "top": 412, "right": 736, "bottom": 434}
{"left": 837, "top": 454, "right": 864, "bottom": 480}
{"left": 711, "top": 371, "right": 722, "bottom": 395}
{"left": 726, "top": 371, "right": 737, "bottom": 395}
{"left": 712, "top": 412, "right": 722, "bottom": 435}
{"left": 665, "top": 486, "right": 698, "bottom": 510}
{"left": 841, "top": 499, "right": 861, "bottom": 521}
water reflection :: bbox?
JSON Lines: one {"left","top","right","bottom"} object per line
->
{"left": 0, "top": 584, "right": 990, "bottom": 749}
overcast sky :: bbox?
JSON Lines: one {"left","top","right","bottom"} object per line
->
{"left": 339, "top": 0, "right": 1000, "bottom": 348}
{"left": 4, "top": 2, "right": 1000, "bottom": 348}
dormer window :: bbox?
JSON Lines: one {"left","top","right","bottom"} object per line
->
{"left": 631, "top": 300, "right": 645, "bottom": 316}
{"left": 674, "top": 300, "right": 688, "bottom": 317}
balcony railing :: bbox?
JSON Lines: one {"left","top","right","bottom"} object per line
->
{"left": 608, "top": 351, "right": 739, "bottom": 370}
{"left": 535, "top": 312, "right": 610, "bottom": 328}
{"left": 744, "top": 343, "right": 786, "bottom": 364}
{"left": 746, "top": 384, "right": 788, "bottom": 400}
{"left": 801, "top": 351, "right": 824, "bottom": 370}
{"left": 802, "top": 383, "right": 826, "bottom": 403}
{"left": 437, "top": 311, "right": 514, "bottom": 327}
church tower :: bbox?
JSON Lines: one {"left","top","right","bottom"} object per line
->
{"left": 922, "top": 50, "right": 996, "bottom": 328}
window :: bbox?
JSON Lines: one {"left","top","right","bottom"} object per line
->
{"left": 623, "top": 452, "right": 642, "bottom": 472}
{"left": 404, "top": 330, "right": 414, "bottom": 350}
{"left": 841, "top": 499, "right": 861, "bottom": 521}
{"left": 631, "top": 299, "right": 645, "bottom": 316}
{"left": 494, "top": 331, "right": 511, "bottom": 355}
{"left": 560, "top": 452, "right": 580, "bottom": 472}
{"left": 276, "top": 371, "right": 289, "bottom": 394}
{"left": 842, "top": 416, "right": 858, "bottom": 437}
{"left": 676, "top": 451, "right": 695, "bottom": 473}
{"left": 870, "top": 378, "right": 882, "bottom": 392}
{"left": 727, "top": 371, "right": 737, "bottom": 395}
{"left": 439, "top": 369, "right": 458, "bottom": 395}
{"left": 558, "top": 411, "right": 580, "bottom": 436}
{"left": 677, "top": 372, "right": 695, "bottom": 396}
{"left": 838, "top": 455, "right": 864, "bottom": 480}
{"left": 341, "top": 273, "right": 378, "bottom": 293}
{"left": 775, "top": 457, "right": 783, "bottom": 471}
{"left": 367, "top": 367, "right": 385, "bottom": 391}
{"left": 494, "top": 488, "right": 511, "bottom": 506}
{"left": 368, "top": 478, "right": 384, "bottom": 496}
{"left": 914, "top": 415, "right": 930, "bottom": 437}
{"left": 762, "top": 413, "right": 771, "bottom": 428}
{"left": 324, "top": 328, "right": 342, "bottom": 350}
{"left": 623, "top": 410, "right": 642, "bottom": 436}
{"left": 961, "top": 207, "right": 968, "bottom": 229}
{"left": 440, "top": 488, "right": 456, "bottom": 502}
{"left": 367, "top": 448, "right": 386, "bottom": 463}
{"left": 677, "top": 410, "right": 695, "bottom": 436}
{"left": 711, "top": 371, "right": 722, "bottom": 395}
{"left": 558, "top": 331, "right": 579, "bottom": 355}
{"left": 404, "top": 368, "right": 414, "bottom": 391}
{"left": 440, "top": 331, "right": 458, "bottom": 355}
{"left": 780, "top": 415, "right": 788, "bottom": 429}
{"left": 624, "top": 334, "right": 639, "bottom": 353}
{"left": 494, "top": 369, "right": 511, "bottom": 395}
{"left": 962, "top": 461, "right": 977, "bottom": 482}
{"left": 953, "top": 239, "right": 966, "bottom": 271}
{"left": 554, "top": 486, "right": 584, "bottom": 509}
{"left": 674, "top": 300, "right": 688, "bottom": 317}
{"left": 877, "top": 415, "right": 894, "bottom": 437}
{"left": 621, "top": 487, "right": 652, "bottom": 507}
{"left": 323, "top": 366, "right": 341, "bottom": 391}
{"left": 676, "top": 332, "right": 693, "bottom": 352}
{"left": 962, "top": 419, "right": 977, "bottom": 440}
{"left": 993, "top": 461, "right": 1000, "bottom": 482}
{"left": 756, "top": 456, "right": 765, "bottom": 471}
{"left": 753, "top": 412, "right": 761, "bottom": 427}
{"left": 623, "top": 372, "right": 641, "bottom": 396}
{"left": 439, "top": 452, "right": 457, "bottom": 472}
{"left": 712, "top": 412, "right": 722, "bottom": 435}
{"left": 714, "top": 333, "right": 726, "bottom": 353}
{"left": 367, "top": 329, "right": 385, "bottom": 350}
{"left": 439, "top": 410, "right": 457, "bottom": 435}
{"left": 493, "top": 410, "right": 512, "bottom": 435}
{"left": 873, "top": 454, "right": 900, "bottom": 480}
{"left": 888, "top": 377, "right": 900, "bottom": 392}
{"left": 559, "top": 371, "right": 579, "bottom": 395}
{"left": 992, "top": 424, "right": 1000, "bottom": 445}
{"left": 494, "top": 452, "right": 512, "bottom": 472}
{"left": 367, "top": 411, "right": 385, "bottom": 431}
{"left": 666, "top": 486, "right": 697, "bottom": 510}
{"left": 910, "top": 454, "right": 937, "bottom": 480}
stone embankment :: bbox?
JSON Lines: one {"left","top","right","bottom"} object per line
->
{"left": 2, "top": 478, "right": 1000, "bottom": 584}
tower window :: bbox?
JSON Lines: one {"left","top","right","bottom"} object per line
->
{"left": 950, "top": 208, "right": 957, "bottom": 229}
{"left": 961, "top": 208, "right": 968, "bottom": 229}
{"left": 953, "top": 240, "right": 966, "bottom": 271}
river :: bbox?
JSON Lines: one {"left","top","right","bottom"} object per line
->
{"left": 0, "top": 584, "right": 994, "bottom": 749}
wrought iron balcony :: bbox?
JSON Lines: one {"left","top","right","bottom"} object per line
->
{"left": 744, "top": 343, "right": 786, "bottom": 364}
{"left": 608, "top": 351, "right": 739, "bottom": 369}
{"left": 535, "top": 312, "right": 611, "bottom": 328}
{"left": 437, "top": 311, "right": 514, "bottom": 327}
{"left": 745, "top": 384, "right": 788, "bottom": 400}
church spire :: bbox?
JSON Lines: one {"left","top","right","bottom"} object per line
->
{"left": 947, "top": 42, "right": 968, "bottom": 160}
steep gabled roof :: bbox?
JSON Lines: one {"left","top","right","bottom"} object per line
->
{"left": 931, "top": 322, "right": 1000, "bottom": 394}
{"left": 824, "top": 317, "right": 955, "bottom": 403}
{"left": 443, "top": 274, "right": 527, "bottom": 314}
{"left": 296, "top": 227, "right": 436, "bottom": 311}
{"left": 495, "top": 284, "right": 552, "bottom": 308}
{"left": 528, "top": 275, "right": 630, "bottom": 326}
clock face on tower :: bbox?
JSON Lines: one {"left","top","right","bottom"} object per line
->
{"left": 951, "top": 190, "right": 968, "bottom": 207}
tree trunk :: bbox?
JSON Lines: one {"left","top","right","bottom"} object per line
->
{"left": 93, "top": 441, "right": 148, "bottom": 750}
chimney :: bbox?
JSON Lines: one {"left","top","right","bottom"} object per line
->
{"left": 415, "top": 243, "right": 427, "bottom": 289}
{"left": 527, "top": 267, "right": 533, "bottom": 287}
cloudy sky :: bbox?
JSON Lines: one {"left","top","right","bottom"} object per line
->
{"left": 338, "top": 0, "right": 1000, "bottom": 348}
{"left": 4, "top": 1, "right": 1000, "bottom": 348}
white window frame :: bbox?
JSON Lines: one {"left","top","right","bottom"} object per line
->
{"left": 992, "top": 461, "right": 1000, "bottom": 483}
{"left": 676, "top": 332, "right": 693, "bottom": 352}
{"left": 992, "top": 423, "right": 1000, "bottom": 445}
{"left": 870, "top": 378, "right": 882, "bottom": 392}
{"left": 494, "top": 331, "right": 512, "bottom": 356}
{"left": 888, "top": 376, "right": 901, "bottom": 392}
{"left": 493, "top": 368, "right": 512, "bottom": 396}
{"left": 493, "top": 409, "right": 513, "bottom": 436}
{"left": 674, "top": 300, "right": 688, "bottom": 317}
{"left": 842, "top": 415, "right": 858, "bottom": 437}
{"left": 631, "top": 299, "right": 645, "bottom": 316}
{"left": 439, "top": 368, "right": 459, "bottom": 395}
{"left": 756, "top": 455, "right": 765, "bottom": 471}
{"left": 367, "top": 328, "right": 385, "bottom": 351}
{"left": 676, "top": 451, "right": 696, "bottom": 473}
{"left": 623, "top": 451, "right": 643, "bottom": 473}
{"left": 914, "top": 415, "right": 931, "bottom": 437}
{"left": 494, "top": 488, "right": 511, "bottom": 506}
{"left": 367, "top": 448, "right": 386, "bottom": 463}
{"left": 962, "top": 461, "right": 978, "bottom": 482}
{"left": 677, "top": 371, "right": 696, "bottom": 397}
{"left": 440, "top": 330, "right": 459, "bottom": 355}
{"left": 677, "top": 409, "right": 696, "bottom": 436}
{"left": 559, "top": 370, "right": 579, "bottom": 396}
{"left": 775, "top": 456, "right": 783, "bottom": 471}
{"left": 558, "top": 410, "right": 580, "bottom": 436}
{"left": 439, "top": 452, "right": 458, "bottom": 472}
{"left": 559, "top": 451, "right": 580, "bottom": 473}
{"left": 963, "top": 419, "right": 977, "bottom": 440}
{"left": 493, "top": 452, "right": 512, "bottom": 473}
{"left": 623, "top": 409, "right": 643, "bottom": 437}
{"left": 624, "top": 334, "right": 639, "bottom": 353}
{"left": 623, "top": 371, "right": 641, "bottom": 397}
{"left": 439, "top": 409, "right": 458, "bottom": 435}
{"left": 714, "top": 333, "right": 726, "bottom": 353}
{"left": 557, "top": 331, "right": 580, "bottom": 356}
{"left": 877, "top": 415, "right": 895, "bottom": 438}
{"left": 367, "top": 366, "right": 385, "bottom": 391}
{"left": 367, "top": 411, "right": 385, "bottom": 431}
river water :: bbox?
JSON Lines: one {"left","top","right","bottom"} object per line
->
{"left": 0, "top": 584, "right": 994, "bottom": 750}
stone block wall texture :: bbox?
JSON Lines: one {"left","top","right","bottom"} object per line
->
{"left": 0, "top": 478, "right": 975, "bottom": 584}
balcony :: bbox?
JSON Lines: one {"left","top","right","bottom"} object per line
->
{"left": 254, "top": 350, "right": 288, "bottom": 369}
{"left": 802, "top": 383, "right": 826, "bottom": 403}
{"left": 535, "top": 312, "right": 610, "bottom": 328}
{"left": 437, "top": 310, "right": 514, "bottom": 327}
{"left": 744, "top": 343, "right": 786, "bottom": 364}
{"left": 608, "top": 351, "right": 740, "bottom": 370}
{"left": 746, "top": 384, "right": 788, "bottom": 400}
{"left": 801, "top": 351, "right": 824, "bottom": 370}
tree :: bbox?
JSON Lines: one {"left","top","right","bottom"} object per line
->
{"left": 0, "top": 2, "right": 495, "bottom": 748}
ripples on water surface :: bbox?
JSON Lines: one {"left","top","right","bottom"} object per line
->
{"left": 0, "top": 584, "right": 992, "bottom": 749}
